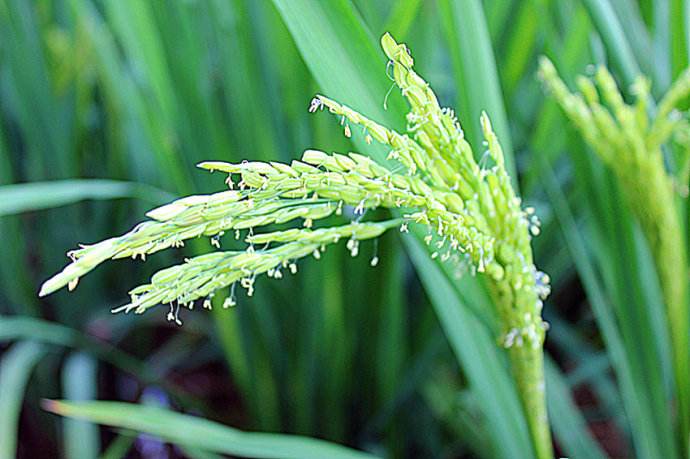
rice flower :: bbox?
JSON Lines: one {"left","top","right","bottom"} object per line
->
{"left": 41, "top": 33, "right": 552, "bottom": 457}
{"left": 540, "top": 57, "right": 690, "bottom": 447}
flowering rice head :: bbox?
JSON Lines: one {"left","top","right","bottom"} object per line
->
{"left": 540, "top": 57, "right": 690, "bottom": 445}
{"left": 40, "top": 32, "right": 554, "bottom": 457}
{"left": 42, "top": 35, "right": 549, "bottom": 349}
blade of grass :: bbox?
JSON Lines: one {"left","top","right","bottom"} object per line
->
{"left": 671, "top": 0, "right": 690, "bottom": 78}
{"left": 485, "top": 0, "right": 515, "bottom": 42}
{"left": 0, "top": 316, "right": 178, "bottom": 395}
{"left": 212, "top": 297, "right": 282, "bottom": 431}
{"left": 422, "top": 377, "right": 495, "bottom": 458}
{"left": 651, "top": 0, "right": 672, "bottom": 89}
{"left": 362, "top": 333, "right": 445, "bottom": 438}
{"left": 405, "top": 239, "right": 533, "bottom": 458}
{"left": 101, "top": 0, "right": 175, "bottom": 133}
{"left": 574, "top": 136, "right": 676, "bottom": 458}
{"left": 208, "top": 0, "right": 282, "bottom": 163}
{"left": 0, "top": 0, "right": 73, "bottom": 179}
{"left": 544, "top": 358, "right": 607, "bottom": 459}
{"left": 271, "top": 0, "right": 407, "bottom": 131}
{"left": 382, "top": 0, "right": 422, "bottom": 40}
{"left": 0, "top": 123, "right": 36, "bottom": 314}
{"left": 318, "top": 245, "right": 349, "bottom": 440}
{"left": 245, "top": 289, "right": 282, "bottom": 431}
{"left": 376, "top": 244, "right": 406, "bottom": 406}
{"left": 147, "top": 2, "right": 233, "bottom": 171}
{"left": 437, "top": 0, "right": 517, "bottom": 182}
{"left": 547, "top": 314, "right": 627, "bottom": 432}
{"left": 496, "top": 0, "right": 538, "bottom": 98}
{"left": 45, "top": 401, "right": 380, "bottom": 459}
{"left": 0, "top": 179, "right": 174, "bottom": 216}
{"left": 524, "top": 4, "right": 592, "bottom": 195}
{"left": 68, "top": 0, "right": 192, "bottom": 192}
{"left": 99, "top": 434, "right": 134, "bottom": 459}
{"left": 580, "top": 0, "right": 642, "bottom": 86}
{"left": 609, "top": 0, "right": 659, "bottom": 81}
{"left": 291, "top": 259, "right": 322, "bottom": 434}
{"left": 0, "top": 341, "right": 47, "bottom": 459}
{"left": 62, "top": 352, "right": 100, "bottom": 459}
{"left": 211, "top": 303, "right": 252, "bottom": 409}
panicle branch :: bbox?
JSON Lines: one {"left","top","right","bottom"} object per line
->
{"left": 114, "top": 220, "right": 397, "bottom": 316}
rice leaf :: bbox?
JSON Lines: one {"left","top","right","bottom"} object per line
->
{"left": 62, "top": 352, "right": 100, "bottom": 459}
{"left": 437, "top": 0, "right": 517, "bottom": 181}
{"left": 45, "top": 400, "right": 380, "bottom": 459}
{"left": 0, "top": 180, "right": 173, "bottom": 216}
{"left": 0, "top": 341, "right": 47, "bottom": 459}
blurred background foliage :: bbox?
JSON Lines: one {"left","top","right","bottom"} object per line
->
{"left": 0, "top": 0, "right": 688, "bottom": 458}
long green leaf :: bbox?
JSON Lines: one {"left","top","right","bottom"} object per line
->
{"left": 271, "top": 0, "right": 406, "bottom": 131}
{"left": 382, "top": 0, "right": 422, "bottom": 39}
{"left": 0, "top": 122, "right": 35, "bottom": 313}
{"left": 0, "top": 316, "right": 164, "bottom": 388}
{"left": 405, "top": 240, "right": 533, "bottom": 457}
{"left": 670, "top": 0, "right": 690, "bottom": 78}
{"left": 437, "top": 0, "right": 516, "bottom": 181}
{"left": 99, "top": 434, "right": 134, "bottom": 459}
{"left": 0, "top": 341, "right": 47, "bottom": 459}
{"left": 62, "top": 352, "right": 100, "bottom": 459}
{"left": 581, "top": 0, "right": 641, "bottom": 86}
{"left": 545, "top": 359, "right": 607, "bottom": 459}
{"left": 45, "top": 401, "right": 379, "bottom": 459}
{"left": 0, "top": 180, "right": 173, "bottom": 216}
{"left": 607, "top": 0, "right": 658, "bottom": 83}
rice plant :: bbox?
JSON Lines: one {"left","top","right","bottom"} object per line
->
{"left": 41, "top": 32, "right": 553, "bottom": 458}
{"left": 540, "top": 59, "right": 690, "bottom": 454}
{"left": 6, "top": 1, "right": 690, "bottom": 457}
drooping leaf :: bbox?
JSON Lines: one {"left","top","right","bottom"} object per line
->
{"left": 45, "top": 401, "right": 380, "bottom": 459}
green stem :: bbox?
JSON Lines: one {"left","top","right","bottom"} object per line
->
{"left": 508, "top": 344, "right": 552, "bottom": 459}
{"left": 490, "top": 279, "right": 553, "bottom": 458}
{"left": 611, "top": 146, "right": 690, "bottom": 455}
{"left": 634, "top": 170, "right": 690, "bottom": 455}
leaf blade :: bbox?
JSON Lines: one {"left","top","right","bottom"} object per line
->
{"left": 0, "top": 179, "right": 174, "bottom": 216}
{"left": 45, "top": 401, "right": 380, "bottom": 459}
{"left": 0, "top": 341, "right": 47, "bottom": 459}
